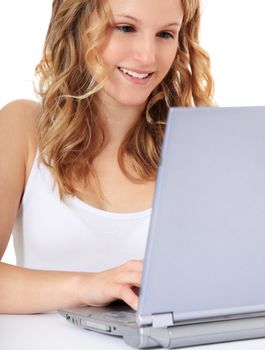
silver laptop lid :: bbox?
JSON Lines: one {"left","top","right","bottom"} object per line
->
{"left": 137, "top": 106, "right": 265, "bottom": 327}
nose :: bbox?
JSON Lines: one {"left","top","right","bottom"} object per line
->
{"left": 133, "top": 34, "right": 156, "bottom": 67}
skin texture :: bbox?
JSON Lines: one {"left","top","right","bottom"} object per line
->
{"left": 0, "top": 0, "right": 184, "bottom": 314}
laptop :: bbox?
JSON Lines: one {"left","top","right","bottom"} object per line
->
{"left": 59, "top": 106, "right": 265, "bottom": 348}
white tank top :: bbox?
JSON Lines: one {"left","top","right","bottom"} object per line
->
{"left": 12, "top": 153, "right": 151, "bottom": 272}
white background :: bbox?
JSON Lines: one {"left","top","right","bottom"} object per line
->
{"left": 1, "top": 0, "right": 265, "bottom": 264}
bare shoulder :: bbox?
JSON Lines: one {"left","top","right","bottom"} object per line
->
{"left": 0, "top": 100, "right": 42, "bottom": 257}
{"left": 0, "top": 97, "right": 42, "bottom": 161}
{"left": 0, "top": 99, "right": 42, "bottom": 186}
{"left": 1, "top": 98, "right": 41, "bottom": 112}
{"left": 0, "top": 99, "right": 41, "bottom": 134}
{"left": 0, "top": 99, "right": 41, "bottom": 158}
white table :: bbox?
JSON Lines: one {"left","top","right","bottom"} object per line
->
{"left": 1, "top": 312, "right": 265, "bottom": 350}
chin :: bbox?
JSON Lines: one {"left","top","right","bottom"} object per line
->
{"left": 113, "top": 91, "right": 151, "bottom": 107}
{"left": 118, "top": 98, "right": 148, "bottom": 108}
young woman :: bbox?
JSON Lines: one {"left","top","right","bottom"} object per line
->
{"left": 0, "top": 0, "right": 214, "bottom": 314}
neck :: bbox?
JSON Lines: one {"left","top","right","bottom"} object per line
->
{"left": 99, "top": 91, "right": 146, "bottom": 145}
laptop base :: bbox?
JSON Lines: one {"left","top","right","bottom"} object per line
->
{"left": 59, "top": 307, "right": 265, "bottom": 348}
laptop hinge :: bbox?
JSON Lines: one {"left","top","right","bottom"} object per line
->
{"left": 151, "top": 312, "right": 174, "bottom": 328}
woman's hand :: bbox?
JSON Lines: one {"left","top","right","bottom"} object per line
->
{"left": 78, "top": 260, "right": 143, "bottom": 311}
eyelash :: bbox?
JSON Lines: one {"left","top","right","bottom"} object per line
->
{"left": 115, "top": 25, "right": 175, "bottom": 40}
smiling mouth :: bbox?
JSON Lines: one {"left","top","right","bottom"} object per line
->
{"left": 118, "top": 67, "right": 153, "bottom": 80}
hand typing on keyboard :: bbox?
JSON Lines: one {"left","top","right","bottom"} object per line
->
{"left": 76, "top": 260, "right": 143, "bottom": 311}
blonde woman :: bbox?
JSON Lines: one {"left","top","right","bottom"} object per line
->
{"left": 0, "top": 0, "right": 214, "bottom": 314}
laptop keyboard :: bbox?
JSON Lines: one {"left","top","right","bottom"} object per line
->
{"left": 94, "top": 311, "right": 137, "bottom": 325}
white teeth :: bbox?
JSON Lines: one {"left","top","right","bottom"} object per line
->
{"left": 119, "top": 67, "right": 150, "bottom": 79}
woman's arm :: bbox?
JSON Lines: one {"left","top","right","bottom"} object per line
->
{"left": 0, "top": 100, "right": 142, "bottom": 314}
{"left": 0, "top": 260, "right": 142, "bottom": 314}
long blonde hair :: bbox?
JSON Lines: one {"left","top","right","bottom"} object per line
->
{"left": 35, "top": 0, "right": 215, "bottom": 198}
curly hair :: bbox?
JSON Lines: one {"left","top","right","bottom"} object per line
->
{"left": 35, "top": 0, "right": 215, "bottom": 198}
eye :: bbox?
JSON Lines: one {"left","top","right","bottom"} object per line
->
{"left": 115, "top": 25, "right": 135, "bottom": 33}
{"left": 158, "top": 31, "right": 174, "bottom": 40}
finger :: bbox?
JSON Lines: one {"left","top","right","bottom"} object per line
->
{"left": 113, "top": 285, "right": 139, "bottom": 311}
{"left": 116, "top": 271, "right": 142, "bottom": 287}
{"left": 121, "top": 260, "right": 144, "bottom": 272}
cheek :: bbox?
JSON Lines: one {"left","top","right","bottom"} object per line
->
{"left": 100, "top": 36, "right": 128, "bottom": 70}
{"left": 159, "top": 50, "right": 177, "bottom": 75}
{"left": 154, "top": 49, "right": 177, "bottom": 87}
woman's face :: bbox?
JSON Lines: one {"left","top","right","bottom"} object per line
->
{"left": 99, "top": 0, "right": 183, "bottom": 109}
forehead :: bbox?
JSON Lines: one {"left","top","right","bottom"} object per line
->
{"left": 108, "top": 0, "right": 184, "bottom": 25}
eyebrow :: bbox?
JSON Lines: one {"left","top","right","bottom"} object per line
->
{"left": 114, "top": 14, "right": 181, "bottom": 28}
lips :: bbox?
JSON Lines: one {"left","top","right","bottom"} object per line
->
{"left": 118, "top": 67, "right": 153, "bottom": 80}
